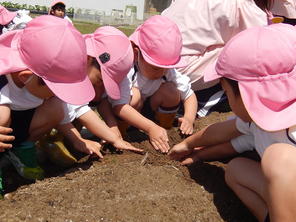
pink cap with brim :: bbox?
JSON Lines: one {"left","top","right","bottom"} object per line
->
{"left": 204, "top": 23, "right": 296, "bottom": 131}
{"left": 48, "top": 0, "right": 66, "bottom": 14}
{"left": 129, "top": 15, "right": 187, "bottom": 69}
{"left": 0, "top": 15, "right": 95, "bottom": 105}
{"left": 0, "top": 5, "right": 17, "bottom": 25}
{"left": 84, "top": 26, "right": 134, "bottom": 100}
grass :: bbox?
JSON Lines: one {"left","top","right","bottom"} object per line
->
{"left": 30, "top": 13, "right": 136, "bottom": 36}
{"left": 73, "top": 21, "right": 136, "bottom": 36}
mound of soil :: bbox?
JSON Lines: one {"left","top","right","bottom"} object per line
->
{"left": 0, "top": 112, "right": 257, "bottom": 222}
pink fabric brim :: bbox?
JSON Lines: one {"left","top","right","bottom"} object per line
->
{"left": 0, "top": 10, "right": 17, "bottom": 25}
{"left": 203, "top": 59, "right": 221, "bottom": 82}
{"left": 44, "top": 75, "right": 95, "bottom": 105}
{"left": 100, "top": 66, "right": 121, "bottom": 100}
{"left": 0, "top": 30, "right": 94, "bottom": 105}
{"left": 0, "top": 30, "right": 28, "bottom": 75}
{"left": 130, "top": 29, "right": 187, "bottom": 69}
{"left": 84, "top": 35, "right": 96, "bottom": 57}
{"left": 239, "top": 71, "right": 296, "bottom": 131}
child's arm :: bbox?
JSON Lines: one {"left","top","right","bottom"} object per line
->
{"left": 114, "top": 104, "right": 170, "bottom": 153}
{"left": 177, "top": 142, "right": 239, "bottom": 165}
{"left": 77, "top": 109, "right": 143, "bottom": 153}
{"left": 97, "top": 98, "right": 122, "bottom": 138}
{"left": 178, "top": 93, "right": 197, "bottom": 135}
{"left": 169, "top": 118, "right": 241, "bottom": 160}
{"left": 57, "top": 122, "right": 104, "bottom": 158}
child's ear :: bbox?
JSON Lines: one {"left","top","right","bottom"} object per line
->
{"left": 18, "top": 70, "right": 34, "bottom": 84}
{"left": 133, "top": 46, "right": 139, "bottom": 62}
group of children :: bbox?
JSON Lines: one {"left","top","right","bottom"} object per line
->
{"left": 0, "top": 0, "right": 296, "bottom": 221}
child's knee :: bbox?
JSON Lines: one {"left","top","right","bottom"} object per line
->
{"left": 43, "top": 97, "right": 64, "bottom": 122}
{"left": 159, "top": 82, "right": 180, "bottom": 103}
{"left": 261, "top": 143, "right": 296, "bottom": 182}
{"left": 225, "top": 157, "right": 245, "bottom": 186}
{"left": 151, "top": 82, "right": 180, "bottom": 108}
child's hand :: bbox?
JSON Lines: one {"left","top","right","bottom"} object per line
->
{"left": 147, "top": 125, "right": 170, "bottom": 153}
{"left": 0, "top": 126, "right": 14, "bottom": 152}
{"left": 179, "top": 147, "right": 203, "bottom": 165}
{"left": 178, "top": 117, "right": 194, "bottom": 135}
{"left": 76, "top": 138, "right": 104, "bottom": 159}
{"left": 113, "top": 140, "right": 144, "bottom": 154}
{"left": 168, "top": 142, "right": 192, "bottom": 161}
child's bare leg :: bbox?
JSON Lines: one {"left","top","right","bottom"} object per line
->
{"left": 225, "top": 157, "right": 268, "bottom": 222}
{"left": 150, "top": 82, "right": 180, "bottom": 128}
{"left": 261, "top": 143, "right": 296, "bottom": 222}
{"left": 28, "top": 97, "right": 64, "bottom": 142}
{"left": 150, "top": 82, "right": 180, "bottom": 111}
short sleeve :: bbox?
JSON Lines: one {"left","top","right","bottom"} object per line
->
{"left": 235, "top": 117, "right": 252, "bottom": 135}
{"left": 166, "top": 69, "right": 194, "bottom": 100}
{"left": 108, "top": 75, "right": 132, "bottom": 107}
{"left": 231, "top": 134, "right": 255, "bottom": 153}
{"left": 61, "top": 103, "right": 90, "bottom": 124}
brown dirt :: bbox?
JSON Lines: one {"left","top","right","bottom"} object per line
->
{"left": 0, "top": 112, "right": 257, "bottom": 222}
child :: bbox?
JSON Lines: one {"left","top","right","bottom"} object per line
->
{"left": 110, "top": 15, "right": 197, "bottom": 153}
{"left": 169, "top": 23, "right": 296, "bottom": 222}
{"left": 0, "top": 5, "right": 32, "bottom": 34}
{"left": 48, "top": 0, "right": 72, "bottom": 23}
{"left": 0, "top": 15, "right": 94, "bottom": 195}
{"left": 161, "top": 0, "right": 279, "bottom": 117}
{"left": 42, "top": 26, "right": 143, "bottom": 167}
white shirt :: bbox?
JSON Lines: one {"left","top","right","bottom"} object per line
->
{"left": 2, "top": 10, "right": 32, "bottom": 33}
{"left": 0, "top": 74, "right": 43, "bottom": 110}
{"left": 110, "top": 66, "right": 193, "bottom": 107}
{"left": 231, "top": 117, "right": 296, "bottom": 157}
{"left": 162, "top": 0, "right": 268, "bottom": 90}
{"left": 61, "top": 103, "right": 91, "bottom": 124}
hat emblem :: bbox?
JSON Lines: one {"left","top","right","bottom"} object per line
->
{"left": 99, "top": 52, "right": 110, "bottom": 64}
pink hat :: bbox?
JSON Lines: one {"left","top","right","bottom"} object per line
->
{"left": 129, "top": 15, "right": 186, "bottom": 68}
{"left": 0, "top": 5, "right": 17, "bottom": 25}
{"left": 48, "top": 0, "right": 66, "bottom": 14}
{"left": 0, "top": 15, "right": 95, "bottom": 105}
{"left": 204, "top": 23, "right": 296, "bottom": 131}
{"left": 84, "top": 26, "right": 134, "bottom": 100}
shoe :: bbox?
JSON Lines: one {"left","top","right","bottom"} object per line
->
{"left": 155, "top": 111, "right": 176, "bottom": 129}
{"left": 42, "top": 141, "right": 77, "bottom": 168}
{"left": 5, "top": 149, "right": 44, "bottom": 180}
{"left": 37, "top": 131, "right": 77, "bottom": 168}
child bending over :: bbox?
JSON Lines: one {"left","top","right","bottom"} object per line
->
{"left": 169, "top": 24, "right": 296, "bottom": 222}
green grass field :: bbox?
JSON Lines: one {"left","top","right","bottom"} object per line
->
{"left": 73, "top": 21, "right": 136, "bottom": 36}
{"left": 30, "top": 13, "right": 136, "bottom": 36}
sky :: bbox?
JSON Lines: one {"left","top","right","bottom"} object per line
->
{"left": 4, "top": 0, "right": 145, "bottom": 19}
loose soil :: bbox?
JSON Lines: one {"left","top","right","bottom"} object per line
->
{"left": 0, "top": 112, "right": 257, "bottom": 222}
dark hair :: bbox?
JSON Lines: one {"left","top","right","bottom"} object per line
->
{"left": 91, "top": 57, "right": 101, "bottom": 70}
{"left": 38, "top": 77, "right": 46, "bottom": 86}
{"left": 254, "top": 0, "right": 273, "bottom": 11}
{"left": 223, "top": 78, "right": 240, "bottom": 95}
{"left": 52, "top": 3, "right": 66, "bottom": 11}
